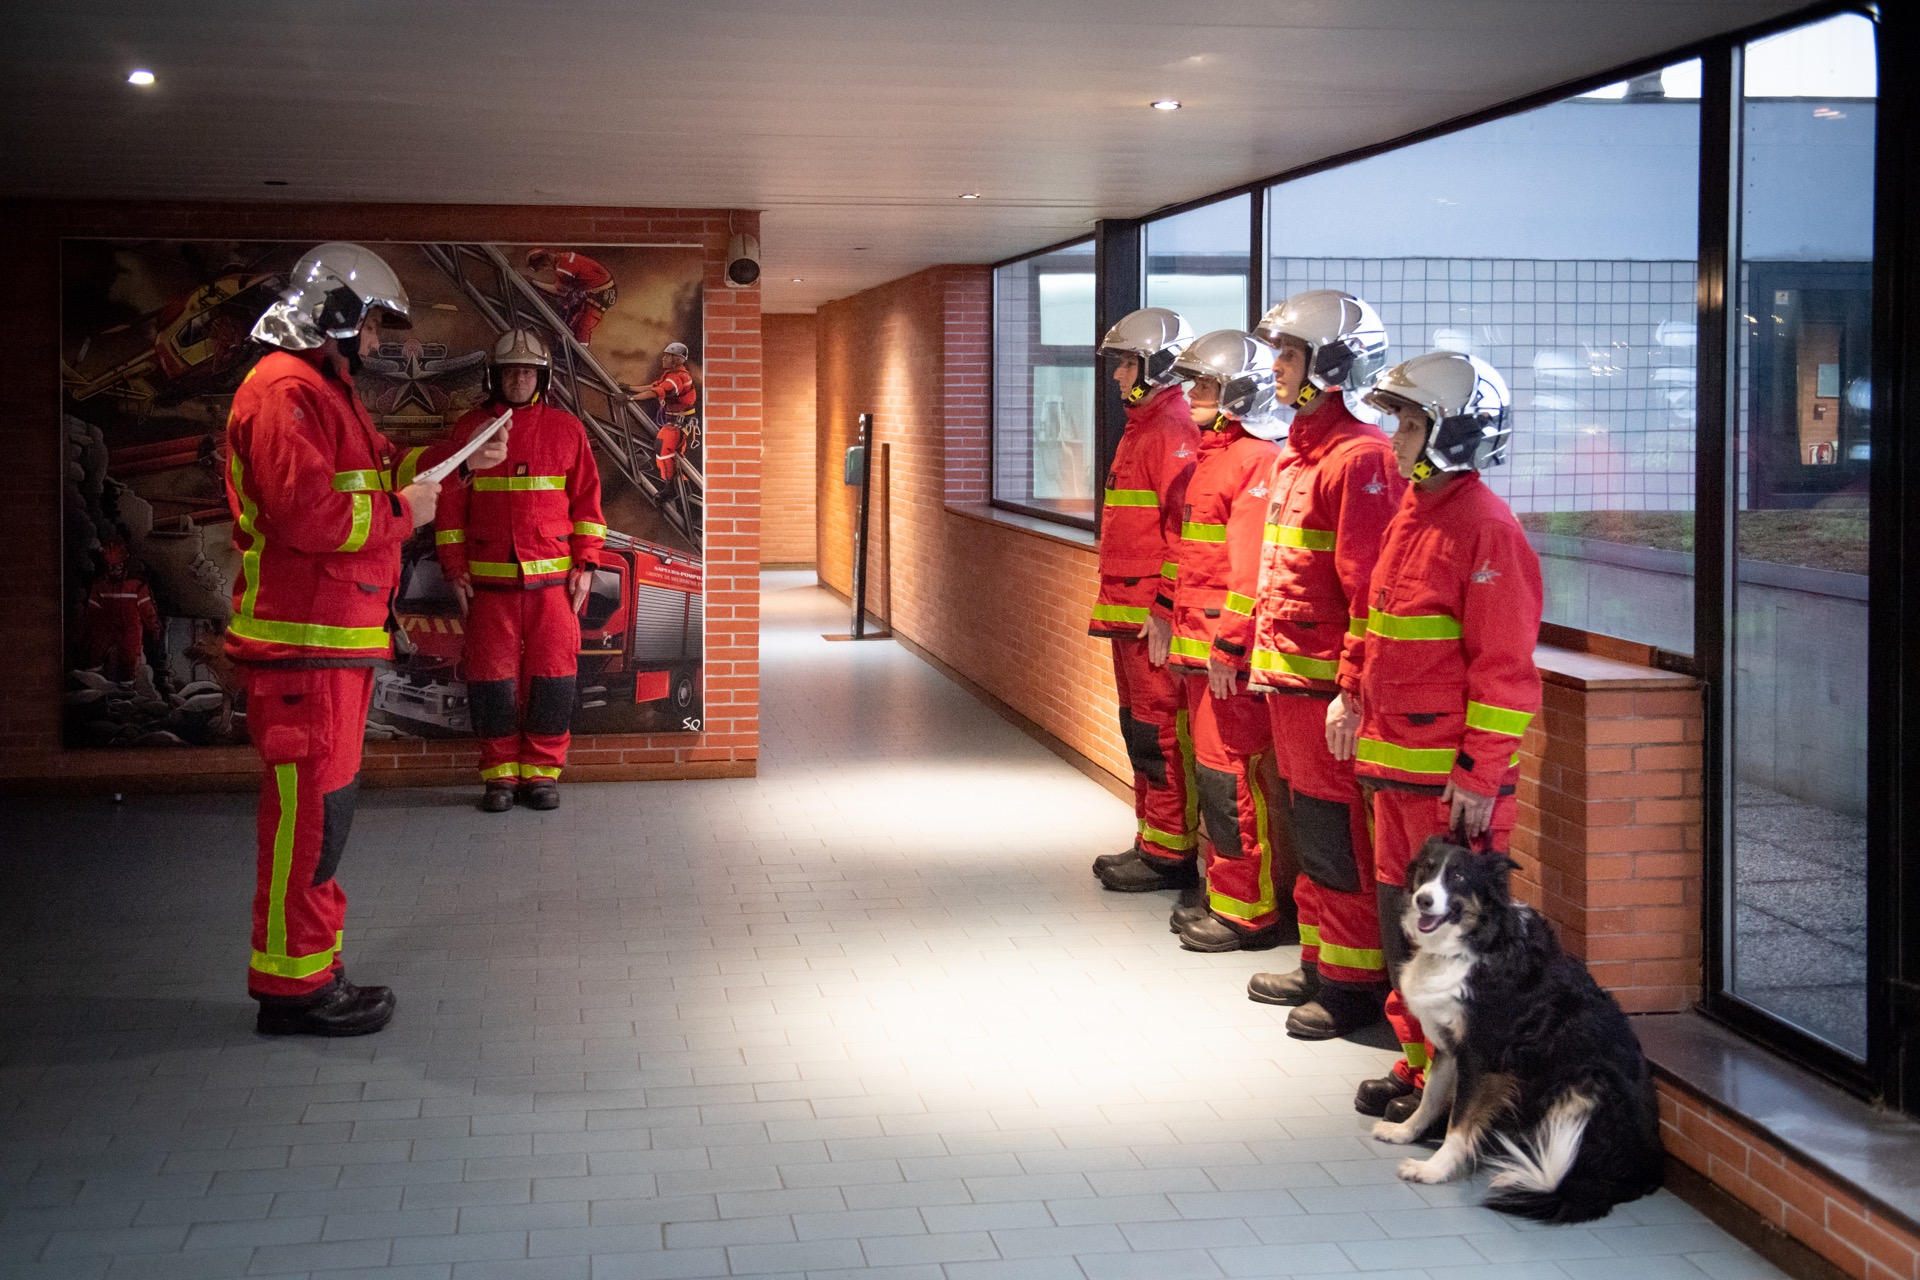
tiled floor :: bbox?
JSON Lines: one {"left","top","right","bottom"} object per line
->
{"left": 0, "top": 570, "right": 1787, "bottom": 1280}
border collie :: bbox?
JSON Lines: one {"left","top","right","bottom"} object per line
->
{"left": 1370, "top": 838, "right": 1664, "bottom": 1223}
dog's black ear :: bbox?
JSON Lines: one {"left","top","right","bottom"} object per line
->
{"left": 1496, "top": 855, "right": 1520, "bottom": 876}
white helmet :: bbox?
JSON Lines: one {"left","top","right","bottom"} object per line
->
{"left": 1365, "top": 351, "right": 1513, "bottom": 477}
{"left": 1255, "top": 289, "right": 1390, "bottom": 409}
{"left": 1171, "top": 330, "right": 1285, "bottom": 439}
{"left": 487, "top": 329, "right": 551, "bottom": 399}
{"left": 1099, "top": 307, "right": 1194, "bottom": 404}
{"left": 662, "top": 342, "right": 690, "bottom": 361}
{"left": 250, "top": 242, "right": 411, "bottom": 351}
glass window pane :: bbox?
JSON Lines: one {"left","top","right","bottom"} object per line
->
{"left": 1147, "top": 195, "right": 1250, "bottom": 336}
{"left": 994, "top": 242, "right": 1097, "bottom": 521}
{"left": 1267, "top": 69, "right": 1701, "bottom": 652}
{"left": 1727, "top": 12, "right": 1876, "bottom": 1059}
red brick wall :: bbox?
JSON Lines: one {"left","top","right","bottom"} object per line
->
{"left": 0, "top": 201, "right": 760, "bottom": 788}
{"left": 1660, "top": 1080, "right": 1920, "bottom": 1280}
{"left": 761, "top": 313, "right": 817, "bottom": 565}
{"left": 815, "top": 267, "right": 1132, "bottom": 782}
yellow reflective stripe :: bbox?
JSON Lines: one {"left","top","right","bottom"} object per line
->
{"left": 265, "top": 763, "right": 296, "bottom": 962}
{"left": 471, "top": 557, "right": 573, "bottom": 579}
{"left": 1093, "top": 604, "right": 1150, "bottom": 624}
{"left": 1159, "top": 561, "right": 1179, "bottom": 580}
{"left": 1355, "top": 737, "right": 1456, "bottom": 777}
{"left": 472, "top": 475, "right": 566, "bottom": 491}
{"left": 1223, "top": 592, "right": 1256, "bottom": 617}
{"left": 1177, "top": 707, "right": 1199, "bottom": 836}
{"left": 1403, "top": 1042, "right": 1432, "bottom": 1071}
{"left": 1318, "top": 941, "right": 1387, "bottom": 972}
{"left": 1264, "top": 524, "right": 1335, "bottom": 551}
{"left": 523, "top": 765, "right": 562, "bottom": 780}
{"left": 480, "top": 762, "right": 522, "bottom": 781}
{"left": 1104, "top": 488, "right": 1159, "bottom": 508}
{"left": 331, "top": 469, "right": 390, "bottom": 493}
{"left": 572, "top": 520, "right": 607, "bottom": 538}
{"left": 1208, "top": 750, "right": 1278, "bottom": 920}
{"left": 230, "top": 451, "right": 263, "bottom": 619}
{"left": 435, "top": 528, "right": 466, "bottom": 546}
{"left": 1251, "top": 649, "right": 1340, "bottom": 681}
{"left": 394, "top": 446, "right": 426, "bottom": 489}
{"left": 1299, "top": 923, "right": 1322, "bottom": 947}
{"left": 227, "top": 615, "right": 389, "bottom": 651}
{"left": 337, "top": 493, "right": 372, "bottom": 553}
{"left": 1347, "top": 616, "right": 1368, "bottom": 639}
{"left": 1368, "top": 608, "right": 1463, "bottom": 640}
{"left": 1181, "top": 521, "right": 1228, "bottom": 543}
{"left": 469, "top": 561, "right": 520, "bottom": 578}
{"left": 1466, "top": 700, "right": 1535, "bottom": 738}
{"left": 1138, "top": 821, "right": 1196, "bottom": 852}
{"left": 521, "top": 556, "right": 571, "bottom": 576}
{"left": 1168, "top": 636, "right": 1211, "bottom": 661}
{"left": 251, "top": 932, "right": 342, "bottom": 980}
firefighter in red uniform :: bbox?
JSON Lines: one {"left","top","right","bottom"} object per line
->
{"left": 225, "top": 242, "right": 504, "bottom": 1037}
{"left": 1230, "top": 291, "right": 1403, "bottom": 1040}
{"left": 436, "top": 329, "right": 606, "bottom": 812}
{"left": 629, "top": 342, "right": 697, "bottom": 480}
{"left": 1085, "top": 308, "right": 1202, "bottom": 887}
{"left": 1130, "top": 331, "right": 1298, "bottom": 952}
{"left": 83, "top": 538, "right": 162, "bottom": 681}
{"left": 527, "top": 248, "right": 616, "bottom": 345}
{"left": 1337, "top": 351, "right": 1542, "bottom": 1124}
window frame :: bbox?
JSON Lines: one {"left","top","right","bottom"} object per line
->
{"left": 989, "top": 234, "right": 1102, "bottom": 531}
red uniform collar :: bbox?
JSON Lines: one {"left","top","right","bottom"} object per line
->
{"left": 1123, "top": 384, "right": 1189, "bottom": 432}
{"left": 1283, "top": 395, "right": 1365, "bottom": 461}
{"left": 1411, "top": 470, "right": 1484, "bottom": 510}
{"left": 1197, "top": 414, "right": 1247, "bottom": 452}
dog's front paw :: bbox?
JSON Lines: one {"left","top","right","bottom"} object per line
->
{"left": 1372, "top": 1119, "right": 1415, "bottom": 1144}
{"left": 1397, "top": 1155, "right": 1453, "bottom": 1184}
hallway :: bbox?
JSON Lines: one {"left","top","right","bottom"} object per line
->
{"left": 0, "top": 572, "right": 1780, "bottom": 1279}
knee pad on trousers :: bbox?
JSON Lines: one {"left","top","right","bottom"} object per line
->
{"left": 1377, "top": 882, "right": 1413, "bottom": 982}
{"left": 525, "top": 675, "right": 577, "bottom": 736}
{"left": 315, "top": 774, "right": 360, "bottom": 887}
{"left": 1119, "top": 708, "right": 1168, "bottom": 789}
{"left": 469, "top": 678, "right": 517, "bottom": 738}
{"left": 1291, "top": 793, "right": 1361, "bottom": 893}
{"left": 1196, "top": 763, "right": 1244, "bottom": 859}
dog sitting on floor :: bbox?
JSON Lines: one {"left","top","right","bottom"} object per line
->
{"left": 1370, "top": 837, "right": 1665, "bottom": 1223}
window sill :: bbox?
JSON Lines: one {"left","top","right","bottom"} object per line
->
{"left": 945, "top": 502, "right": 1098, "bottom": 551}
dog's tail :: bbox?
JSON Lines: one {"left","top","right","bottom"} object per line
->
{"left": 1485, "top": 1091, "right": 1604, "bottom": 1223}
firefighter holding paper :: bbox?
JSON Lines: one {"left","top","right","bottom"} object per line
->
{"left": 1340, "top": 351, "right": 1544, "bottom": 1124}
{"left": 436, "top": 329, "right": 605, "bottom": 812}
{"left": 224, "top": 242, "right": 502, "bottom": 1036}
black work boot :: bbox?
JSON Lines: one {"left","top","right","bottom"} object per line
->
{"left": 1168, "top": 882, "right": 1208, "bottom": 932}
{"left": 1098, "top": 856, "right": 1197, "bottom": 893}
{"left": 1093, "top": 846, "right": 1139, "bottom": 877}
{"left": 1177, "top": 913, "right": 1290, "bottom": 952}
{"left": 256, "top": 978, "right": 396, "bottom": 1037}
{"left": 1247, "top": 961, "right": 1318, "bottom": 1006}
{"left": 1285, "top": 979, "right": 1389, "bottom": 1040}
{"left": 1382, "top": 1089, "right": 1448, "bottom": 1139}
{"left": 479, "top": 782, "right": 516, "bottom": 813}
{"left": 1354, "top": 1072, "right": 1418, "bottom": 1117}
{"left": 521, "top": 780, "right": 561, "bottom": 811}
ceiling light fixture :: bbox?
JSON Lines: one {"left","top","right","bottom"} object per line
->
{"left": 263, "top": 179, "right": 288, "bottom": 186}
{"left": 128, "top": 69, "right": 156, "bottom": 86}
{"left": 959, "top": 192, "right": 980, "bottom": 199}
{"left": 791, "top": 277, "right": 804, "bottom": 282}
{"left": 1151, "top": 99, "right": 1180, "bottom": 110}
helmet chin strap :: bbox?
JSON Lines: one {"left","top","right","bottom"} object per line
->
{"left": 1410, "top": 458, "right": 1437, "bottom": 482}
{"left": 1126, "top": 380, "right": 1149, "bottom": 405}
{"left": 1293, "top": 382, "right": 1322, "bottom": 409}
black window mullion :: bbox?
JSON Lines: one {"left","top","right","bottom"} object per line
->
{"left": 1248, "top": 187, "right": 1267, "bottom": 330}
{"left": 1092, "top": 218, "right": 1143, "bottom": 539}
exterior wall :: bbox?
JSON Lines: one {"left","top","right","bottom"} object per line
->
{"left": 761, "top": 312, "right": 817, "bottom": 565}
{"left": 0, "top": 201, "right": 760, "bottom": 789}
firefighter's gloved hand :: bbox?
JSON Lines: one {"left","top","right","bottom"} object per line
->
{"left": 1442, "top": 779, "right": 1496, "bottom": 840}
{"left": 1207, "top": 655, "right": 1238, "bottom": 700}
{"left": 400, "top": 480, "right": 442, "bottom": 528}
{"left": 451, "top": 575, "right": 473, "bottom": 618}
{"left": 567, "top": 567, "right": 591, "bottom": 615}
{"left": 1326, "top": 690, "right": 1361, "bottom": 761}
{"left": 1146, "top": 614, "right": 1172, "bottom": 667}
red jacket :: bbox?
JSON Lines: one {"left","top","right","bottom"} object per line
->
{"left": 551, "top": 250, "right": 613, "bottom": 294}
{"left": 1353, "top": 473, "right": 1544, "bottom": 798}
{"left": 1164, "top": 418, "right": 1281, "bottom": 677}
{"left": 436, "top": 399, "right": 605, "bottom": 590}
{"left": 223, "top": 350, "right": 428, "bottom": 665}
{"left": 1089, "top": 387, "right": 1197, "bottom": 639}
{"left": 650, "top": 366, "right": 697, "bottom": 417}
{"left": 1232, "top": 399, "right": 1404, "bottom": 695}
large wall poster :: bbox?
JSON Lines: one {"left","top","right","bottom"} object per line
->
{"left": 61, "top": 239, "right": 707, "bottom": 750}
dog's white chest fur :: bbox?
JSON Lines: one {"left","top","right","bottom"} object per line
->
{"left": 1400, "top": 949, "right": 1472, "bottom": 1048}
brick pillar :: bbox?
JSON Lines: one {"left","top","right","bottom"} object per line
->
{"left": 1512, "top": 645, "right": 1705, "bottom": 1014}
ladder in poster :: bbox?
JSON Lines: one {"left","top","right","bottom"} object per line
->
{"left": 418, "top": 244, "right": 703, "bottom": 544}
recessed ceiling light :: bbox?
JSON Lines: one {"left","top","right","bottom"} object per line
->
{"left": 1151, "top": 99, "right": 1181, "bottom": 111}
{"left": 790, "top": 277, "right": 804, "bottom": 283}
{"left": 263, "top": 179, "right": 288, "bottom": 186}
{"left": 959, "top": 192, "right": 980, "bottom": 199}
{"left": 128, "top": 69, "right": 156, "bottom": 86}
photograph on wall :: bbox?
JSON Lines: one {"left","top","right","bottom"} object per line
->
{"left": 60, "top": 239, "right": 706, "bottom": 749}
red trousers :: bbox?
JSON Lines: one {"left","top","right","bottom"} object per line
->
{"left": 1187, "top": 675, "right": 1291, "bottom": 932}
{"left": 466, "top": 585, "right": 579, "bottom": 783}
{"left": 1267, "top": 693, "right": 1385, "bottom": 986}
{"left": 655, "top": 424, "right": 683, "bottom": 480}
{"left": 1373, "top": 785, "right": 1518, "bottom": 1085}
{"left": 1109, "top": 637, "right": 1197, "bottom": 865}
{"left": 244, "top": 665, "right": 372, "bottom": 999}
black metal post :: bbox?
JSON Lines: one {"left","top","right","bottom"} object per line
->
{"left": 851, "top": 412, "right": 875, "bottom": 638}
{"left": 1093, "top": 219, "right": 1143, "bottom": 538}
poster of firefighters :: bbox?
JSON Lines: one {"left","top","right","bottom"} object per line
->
{"left": 60, "top": 239, "right": 707, "bottom": 749}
